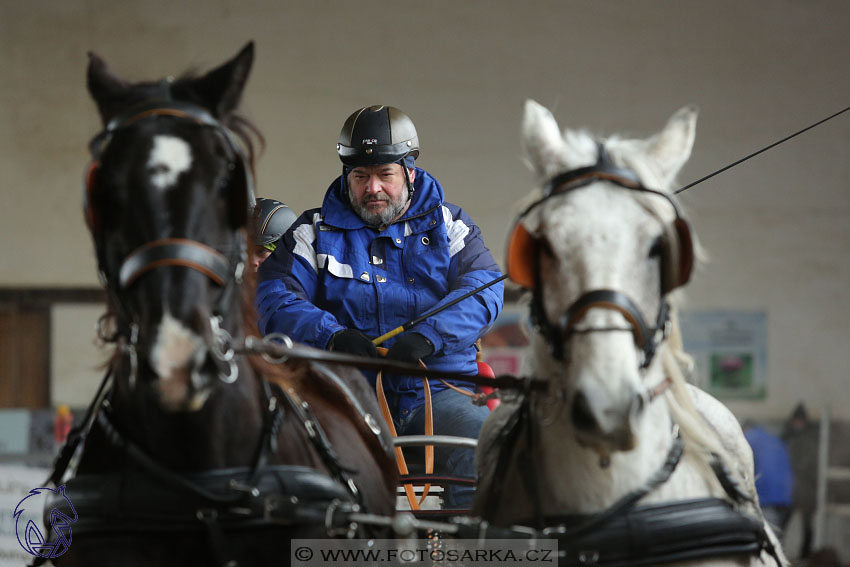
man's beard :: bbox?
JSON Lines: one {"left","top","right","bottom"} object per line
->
{"left": 349, "top": 185, "right": 410, "bottom": 227}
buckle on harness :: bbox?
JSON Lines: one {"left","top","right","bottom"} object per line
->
{"left": 263, "top": 493, "right": 299, "bottom": 524}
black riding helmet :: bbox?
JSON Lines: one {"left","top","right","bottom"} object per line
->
{"left": 252, "top": 198, "right": 297, "bottom": 249}
{"left": 337, "top": 105, "right": 420, "bottom": 204}
{"left": 337, "top": 105, "right": 420, "bottom": 167}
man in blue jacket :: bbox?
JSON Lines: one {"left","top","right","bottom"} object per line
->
{"left": 256, "top": 105, "right": 504, "bottom": 507}
{"left": 744, "top": 422, "right": 794, "bottom": 537}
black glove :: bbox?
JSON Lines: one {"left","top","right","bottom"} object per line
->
{"left": 385, "top": 333, "right": 434, "bottom": 364}
{"left": 328, "top": 329, "right": 378, "bottom": 358}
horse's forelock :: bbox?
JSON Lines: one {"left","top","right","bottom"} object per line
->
{"left": 562, "top": 128, "right": 599, "bottom": 167}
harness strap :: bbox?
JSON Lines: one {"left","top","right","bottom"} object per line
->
{"left": 89, "top": 370, "right": 283, "bottom": 507}
{"left": 566, "top": 425, "right": 684, "bottom": 538}
{"left": 481, "top": 388, "right": 531, "bottom": 520}
{"left": 197, "top": 509, "right": 235, "bottom": 567}
{"left": 520, "top": 397, "right": 546, "bottom": 529}
{"left": 308, "top": 361, "right": 392, "bottom": 455}
{"left": 710, "top": 454, "right": 756, "bottom": 504}
{"left": 277, "top": 385, "right": 363, "bottom": 504}
{"left": 119, "top": 238, "right": 230, "bottom": 288}
{"left": 52, "top": 465, "right": 356, "bottom": 536}
{"left": 96, "top": 407, "right": 244, "bottom": 505}
{"left": 45, "top": 367, "right": 113, "bottom": 487}
{"left": 546, "top": 497, "right": 771, "bottom": 567}
{"left": 436, "top": 378, "right": 496, "bottom": 406}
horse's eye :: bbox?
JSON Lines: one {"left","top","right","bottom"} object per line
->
{"left": 217, "top": 163, "right": 234, "bottom": 190}
{"left": 648, "top": 236, "right": 664, "bottom": 259}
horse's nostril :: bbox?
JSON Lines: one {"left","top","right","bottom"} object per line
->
{"left": 572, "top": 391, "right": 599, "bottom": 433}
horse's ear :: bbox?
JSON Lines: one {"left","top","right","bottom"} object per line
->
{"left": 646, "top": 105, "right": 698, "bottom": 190}
{"left": 189, "top": 42, "right": 254, "bottom": 118}
{"left": 521, "top": 99, "right": 570, "bottom": 180}
{"left": 87, "top": 52, "right": 131, "bottom": 125}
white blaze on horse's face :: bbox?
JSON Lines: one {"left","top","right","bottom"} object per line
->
{"left": 521, "top": 99, "right": 697, "bottom": 454}
{"left": 147, "top": 135, "right": 193, "bottom": 190}
{"left": 150, "top": 311, "right": 209, "bottom": 410}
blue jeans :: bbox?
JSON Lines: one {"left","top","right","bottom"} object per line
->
{"left": 393, "top": 388, "right": 490, "bottom": 508}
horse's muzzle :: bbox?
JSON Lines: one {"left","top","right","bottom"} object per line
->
{"left": 571, "top": 383, "right": 643, "bottom": 452}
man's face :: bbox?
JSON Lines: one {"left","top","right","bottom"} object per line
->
{"left": 347, "top": 163, "right": 414, "bottom": 227}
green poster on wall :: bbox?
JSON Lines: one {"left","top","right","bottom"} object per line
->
{"left": 679, "top": 310, "right": 768, "bottom": 399}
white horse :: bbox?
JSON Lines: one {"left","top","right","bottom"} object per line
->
{"left": 474, "top": 100, "right": 786, "bottom": 567}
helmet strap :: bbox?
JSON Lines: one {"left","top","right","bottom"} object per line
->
{"left": 341, "top": 165, "right": 353, "bottom": 207}
{"left": 401, "top": 160, "right": 415, "bottom": 202}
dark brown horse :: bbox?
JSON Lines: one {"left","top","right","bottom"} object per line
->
{"left": 46, "top": 43, "right": 397, "bottom": 567}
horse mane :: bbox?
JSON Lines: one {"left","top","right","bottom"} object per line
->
{"left": 633, "top": 184, "right": 738, "bottom": 494}
{"left": 660, "top": 308, "right": 741, "bottom": 493}
{"left": 239, "top": 261, "right": 300, "bottom": 388}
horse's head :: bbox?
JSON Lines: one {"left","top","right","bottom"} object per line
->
{"left": 84, "top": 43, "right": 258, "bottom": 411}
{"left": 508, "top": 100, "right": 698, "bottom": 454}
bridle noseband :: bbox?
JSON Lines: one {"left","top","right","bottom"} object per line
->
{"left": 119, "top": 237, "right": 233, "bottom": 288}
{"left": 521, "top": 144, "right": 686, "bottom": 369}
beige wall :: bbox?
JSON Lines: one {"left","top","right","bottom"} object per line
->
{"left": 50, "top": 304, "right": 109, "bottom": 408}
{"left": 1, "top": 0, "right": 848, "bottom": 420}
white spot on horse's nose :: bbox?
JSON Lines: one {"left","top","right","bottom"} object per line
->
{"left": 151, "top": 312, "right": 204, "bottom": 406}
{"left": 147, "top": 135, "right": 192, "bottom": 190}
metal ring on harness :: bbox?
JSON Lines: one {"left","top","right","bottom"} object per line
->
{"left": 120, "top": 323, "right": 139, "bottom": 388}
{"left": 364, "top": 413, "right": 382, "bottom": 436}
{"left": 261, "top": 333, "right": 294, "bottom": 364}
{"left": 324, "top": 498, "right": 359, "bottom": 538}
{"left": 210, "top": 316, "right": 235, "bottom": 363}
{"left": 208, "top": 316, "right": 238, "bottom": 384}
{"left": 96, "top": 312, "right": 120, "bottom": 344}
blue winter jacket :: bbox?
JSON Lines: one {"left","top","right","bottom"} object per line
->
{"left": 744, "top": 425, "right": 794, "bottom": 507}
{"left": 256, "top": 167, "right": 504, "bottom": 416}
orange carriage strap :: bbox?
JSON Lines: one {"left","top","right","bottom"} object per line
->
{"left": 375, "top": 347, "right": 434, "bottom": 511}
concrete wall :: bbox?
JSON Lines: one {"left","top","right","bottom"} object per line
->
{"left": 1, "top": 0, "right": 848, "bottom": 420}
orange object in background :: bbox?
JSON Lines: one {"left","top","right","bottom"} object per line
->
{"left": 54, "top": 404, "right": 73, "bottom": 444}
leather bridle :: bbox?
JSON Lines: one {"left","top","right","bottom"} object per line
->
{"left": 520, "top": 145, "right": 682, "bottom": 369}
{"left": 86, "top": 100, "right": 252, "bottom": 381}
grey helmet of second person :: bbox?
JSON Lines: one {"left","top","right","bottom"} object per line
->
{"left": 251, "top": 198, "right": 296, "bottom": 270}
{"left": 253, "top": 198, "right": 297, "bottom": 246}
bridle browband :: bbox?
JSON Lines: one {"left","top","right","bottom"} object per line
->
{"left": 523, "top": 144, "right": 680, "bottom": 369}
